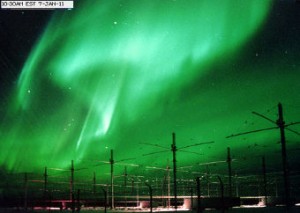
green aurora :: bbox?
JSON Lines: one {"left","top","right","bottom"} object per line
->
{"left": 1, "top": 0, "right": 300, "bottom": 185}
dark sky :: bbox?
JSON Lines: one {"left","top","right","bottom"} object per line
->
{"left": 0, "top": 10, "right": 52, "bottom": 104}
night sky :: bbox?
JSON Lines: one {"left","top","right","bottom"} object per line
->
{"left": 0, "top": 0, "right": 300, "bottom": 186}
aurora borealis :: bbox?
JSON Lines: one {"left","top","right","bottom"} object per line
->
{"left": 1, "top": 0, "right": 300, "bottom": 188}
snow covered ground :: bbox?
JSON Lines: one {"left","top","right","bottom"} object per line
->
{"left": 1, "top": 206, "right": 300, "bottom": 213}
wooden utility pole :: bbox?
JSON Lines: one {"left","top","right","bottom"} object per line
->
{"left": 77, "top": 189, "right": 81, "bottom": 211}
{"left": 93, "top": 172, "right": 96, "bottom": 194}
{"left": 110, "top": 149, "right": 114, "bottom": 209}
{"left": 124, "top": 167, "right": 128, "bottom": 208}
{"left": 102, "top": 188, "right": 107, "bottom": 213}
{"left": 190, "top": 187, "right": 193, "bottom": 210}
{"left": 145, "top": 182, "right": 153, "bottom": 213}
{"left": 93, "top": 172, "right": 96, "bottom": 208}
{"left": 217, "top": 176, "right": 225, "bottom": 213}
{"left": 24, "top": 172, "right": 28, "bottom": 211}
{"left": 196, "top": 177, "right": 202, "bottom": 213}
{"left": 262, "top": 157, "right": 267, "bottom": 203}
{"left": 44, "top": 167, "right": 48, "bottom": 206}
{"left": 277, "top": 103, "right": 290, "bottom": 207}
{"left": 227, "top": 147, "right": 232, "bottom": 198}
{"left": 167, "top": 165, "right": 171, "bottom": 208}
{"left": 172, "top": 132, "right": 177, "bottom": 210}
{"left": 70, "top": 160, "right": 74, "bottom": 201}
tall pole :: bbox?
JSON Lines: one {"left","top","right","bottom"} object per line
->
{"left": 24, "top": 172, "right": 28, "bottom": 211}
{"left": 277, "top": 103, "right": 290, "bottom": 207}
{"left": 136, "top": 181, "right": 140, "bottom": 207}
{"left": 262, "top": 157, "right": 267, "bottom": 204}
{"left": 172, "top": 132, "right": 177, "bottom": 210}
{"left": 70, "top": 160, "right": 74, "bottom": 201}
{"left": 167, "top": 166, "right": 171, "bottom": 208}
{"left": 196, "top": 177, "right": 202, "bottom": 213}
{"left": 217, "top": 176, "right": 225, "bottom": 213}
{"left": 227, "top": 147, "right": 232, "bottom": 197}
{"left": 93, "top": 172, "right": 96, "bottom": 194}
{"left": 145, "top": 182, "right": 153, "bottom": 213}
{"left": 124, "top": 166, "right": 128, "bottom": 208}
{"left": 77, "top": 189, "right": 81, "bottom": 211}
{"left": 131, "top": 178, "right": 135, "bottom": 194}
{"left": 110, "top": 149, "right": 114, "bottom": 209}
{"left": 102, "top": 188, "right": 107, "bottom": 213}
{"left": 235, "top": 174, "right": 239, "bottom": 197}
{"left": 93, "top": 172, "right": 96, "bottom": 209}
{"left": 190, "top": 187, "right": 193, "bottom": 210}
{"left": 71, "top": 191, "right": 75, "bottom": 213}
{"left": 44, "top": 167, "right": 48, "bottom": 205}
{"left": 206, "top": 165, "right": 210, "bottom": 197}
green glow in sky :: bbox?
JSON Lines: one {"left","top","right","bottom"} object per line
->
{"left": 4, "top": 0, "right": 300, "bottom": 181}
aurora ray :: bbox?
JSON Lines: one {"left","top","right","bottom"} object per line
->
{"left": 1, "top": 0, "right": 283, "bottom": 174}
